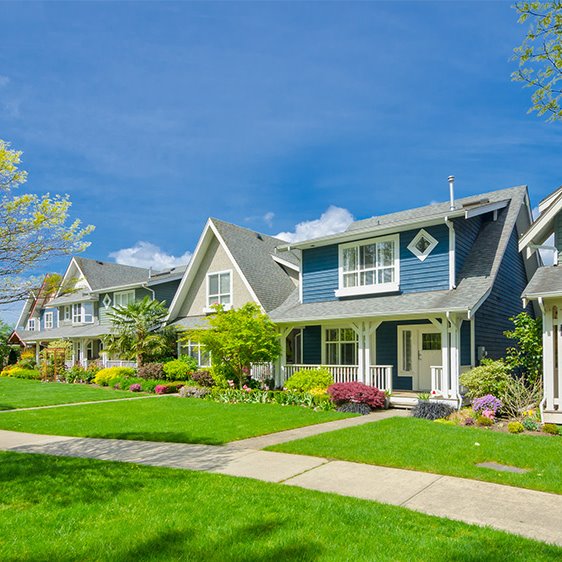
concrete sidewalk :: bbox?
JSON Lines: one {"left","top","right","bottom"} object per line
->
{"left": 1, "top": 427, "right": 561, "bottom": 547}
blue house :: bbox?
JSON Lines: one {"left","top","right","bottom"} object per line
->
{"left": 270, "top": 184, "right": 538, "bottom": 406}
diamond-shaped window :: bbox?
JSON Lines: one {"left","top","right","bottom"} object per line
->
{"left": 407, "top": 229, "right": 438, "bottom": 262}
{"left": 102, "top": 294, "right": 111, "bottom": 309}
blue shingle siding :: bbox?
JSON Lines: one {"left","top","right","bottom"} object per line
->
{"left": 455, "top": 216, "right": 482, "bottom": 283}
{"left": 399, "top": 224, "right": 449, "bottom": 293}
{"left": 152, "top": 280, "right": 181, "bottom": 307}
{"left": 475, "top": 229, "right": 532, "bottom": 360}
{"left": 302, "top": 246, "right": 339, "bottom": 303}
{"left": 301, "top": 225, "right": 450, "bottom": 303}
{"left": 302, "top": 325, "right": 322, "bottom": 364}
{"left": 460, "top": 321, "right": 471, "bottom": 366}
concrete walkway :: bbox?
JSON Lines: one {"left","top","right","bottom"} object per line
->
{"left": 0, "top": 423, "right": 561, "bottom": 547}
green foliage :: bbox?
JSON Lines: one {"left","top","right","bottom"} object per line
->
{"left": 0, "top": 367, "right": 41, "bottom": 380}
{"left": 163, "top": 356, "right": 197, "bottom": 381}
{"left": 93, "top": 367, "right": 136, "bottom": 386}
{"left": 284, "top": 368, "right": 334, "bottom": 393}
{"left": 522, "top": 418, "right": 539, "bottom": 431}
{"left": 459, "top": 360, "right": 511, "bottom": 400}
{"left": 501, "top": 377, "right": 543, "bottom": 419}
{"left": 542, "top": 423, "right": 560, "bottom": 435}
{"left": 17, "top": 349, "right": 36, "bottom": 370}
{"left": 508, "top": 421, "right": 525, "bottom": 434}
{"left": 476, "top": 415, "right": 494, "bottom": 427}
{"left": 0, "top": 139, "right": 93, "bottom": 304}
{"left": 103, "top": 297, "right": 173, "bottom": 366}
{"left": 512, "top": 2, "right": 562, "bottom": 121}
{"left": 185, "top": 303, "right": 280, "bottom": 389}
{"left": 40, "top": 339, "right": 73, "bottom": 380}
{"left": 504, "top": 312, "right": 542, "bottom": 384}
{"left": 0, "top": 319, "right": 13, "bottom": 368}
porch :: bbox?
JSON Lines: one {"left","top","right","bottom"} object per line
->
{"left": 276, "top": 314, "right": 473, "bottom": 405}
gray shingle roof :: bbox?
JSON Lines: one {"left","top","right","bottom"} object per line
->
{"left": 522, "top": 266, "right": 562, "bottom": 299}
{"left": 47, "top": 291, "right": 96, "bottom": 307}
{"left": 168, "top": 315, "right": 209, "bottom": 330}
{"left": 74, "top": 257, "right": 150, "bottom": 291}
{"left": 211, "top": 219, "right": 300, "bottom": 312}
{"left": 270, "top": 186, "right": 529, "bottom": 322}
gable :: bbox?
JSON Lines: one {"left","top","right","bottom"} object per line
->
{"left": 176, "top": 234, "right": 255, "bottom": 318}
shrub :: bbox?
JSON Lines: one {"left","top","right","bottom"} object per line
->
{"left": 472, "top": 394, "right": 502, "bottom": 415}
{"left": 191, "top": 370, "right": 215, "bottom": 387}
{"left": 18, "top": 350, "right": 37, "bottom": 370}
{"left": 522, "top": 418, "right": 539, "bottom": 431}
{"left": 542, "top": 423, "right": 560, "bottom": 435}
{"left": 129, "top": 383, "right": 142, "bottom": 392}
{"left": 94, "top": 367, "right": 136, "bottom": 386}
{"left": 500, "top": 377, "right": 543, "bottom": 419}
{"left": 508, "top": 421, "right": 525, "bottom": 434}
{"left": 179, "top": 386, "right": 210, "bottom": 399}
{"left": 336, "top": 402, "right": 371, "bottom": 415}
{"left": 0, "top": 367, "right": 41, "bottom": 380}
{"left": 460, "top": 360, "right": 510, "bottom": 400}
{"left": 64, "top": 366, "right": 89, "bottom": 384}
{"left": 285, "top": 368, "right": 334, "bottom": 393}
{"left": 327, "top": 382, "right": 385, "bottom": 409}
{"left": 163, "top": 356, "right": 197, "bottom": 381}
{"left": 464, "top": 417, "right": 476, "bottom": 426}
{"left": 412, "top": 401, "right": 455, "bottom": 420}
{"left": 476, "top": 415, "right": 493, "bottom": 427}
{"left": 155, "top": 383, "right": 183, "bottom": 395}
{"left": 137, "top": 363, "right": 164, "bottom": 380}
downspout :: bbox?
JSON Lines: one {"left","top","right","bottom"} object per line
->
{"left": 445, "top": 217, "right": 456, "bottom": 289}
{"left": 538, "top": 297, "right": 547, "bottom": 420}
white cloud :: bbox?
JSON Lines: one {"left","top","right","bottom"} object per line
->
{"left": 263, "top": 211, "right": 275, "bottom": 227}
{"left": 110, "top": 241, "right": 192, "bottom": 270}
{"left": 276, "top": 206, "right": 354, "bottom": 243}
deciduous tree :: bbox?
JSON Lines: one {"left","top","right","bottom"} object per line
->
{"left": 0, "top": 140, "right": 93, "bottom": 304}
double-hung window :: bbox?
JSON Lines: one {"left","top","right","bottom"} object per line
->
{"left": 113, "top": 290, "right": 135, "bottom": 308}
{"left": 72, "top": 303, "right": 82, "bottom": 324}
{"left": 207, "top": 271, "right": 231, "bottom": 308}
{"left": 183, "top": 340, "right": 211, "bottom": 368}
{"left": 44, "top": 312, "right": 54, "bottom": 329}
{"left": 27, "top": 318, "right": 36, "bottom": 331}
{"left": 325, "top": 328, "right": 358, "bottom": 365}
{"left": 64, "top": 306, "right": 71, "bottom": 321}
{"left": 336, "top": 234, "right": 399, "bottom": 297}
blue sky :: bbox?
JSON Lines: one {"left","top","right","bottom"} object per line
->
{"left": 1, "top": 1, "right": 561, "bottom": 323}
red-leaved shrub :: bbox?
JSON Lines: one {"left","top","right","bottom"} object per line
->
{"left": 327, "top": 382, "right": 385, "bottom": 409}
{"left": 154, "top": 383, "right": 183, "bottom": 395}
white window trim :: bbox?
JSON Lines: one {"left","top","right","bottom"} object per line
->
{"left": 205, "top": 269, "right": 233, "bottom": 313}
{"left": 397, "top": 325, "right": 441, "bottom": 387}
{"left": 182, "top": 340, "right": 211, "bottom": 368}
{"left": 71, "top": 303, "right": 95, "bottom": 325}
{"left": 27, "top": 318, "right": 37, "bottom": 331}
{"left": 113, "top": 290, "right": 135, "bottom": 308}
{"left": 407, "top": 228, "right": 438, "bottom": 262}
{"left": 44, "top": 311, "right": 54, "bottom": 330}
{"left": 64, "top": 306, "right": 71, "bottom": 321}
{"left": 321, "top": 325, "right": 359, "bottom": 366}
{"left": 335, "top": 234, "right": 400, "bottom": 298}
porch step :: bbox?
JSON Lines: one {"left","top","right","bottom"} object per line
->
{"left": 389, "top": 396, "right": 418, "bottom": 410}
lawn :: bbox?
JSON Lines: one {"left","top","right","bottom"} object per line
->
{"left": 0, "top": 377, "right": 141, "bottom": 410}
{"left": 269, "top": 416, "right": 562, "bottom": 495}
{"left": 0, "top": 452, "right": 559, "bottom": 561}
{"left": 0, "top": 395, "right": 352, "bottom": 444}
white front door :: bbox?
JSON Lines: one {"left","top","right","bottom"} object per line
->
{"left": 398, "top": 325, "right": 441, "bottom": 391}
{"left": 417, "top": 330, "right": 442, "bottom": 391}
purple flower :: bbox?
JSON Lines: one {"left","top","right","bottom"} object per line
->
{"left": 129, "top": 383, "right": 142, "bottom": 392}
{"left": 472, "top": 394, "right": 502, "bottom": 415}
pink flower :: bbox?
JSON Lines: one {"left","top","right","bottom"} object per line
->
{"left": 482, "top": 409, "right": 495, "bottom": 420}
{"left": 227, "top": 379, "right": 235, "bottom": 388}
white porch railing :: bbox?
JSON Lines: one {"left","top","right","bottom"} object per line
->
{"left": 431, "top": 366, "right": 446, "bottom": 396}
{"left": 104, "top": 360, "right": 137, "bottom": 368}
{"left": 250, "top": 362, "right": 275, "bottom": 381}
{"left": 284, "top": 364, "right": 392, "bottom": 389}
{"left": 368, "top": 365, "right": 393, "bottom": 392}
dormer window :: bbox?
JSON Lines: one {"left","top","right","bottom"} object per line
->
{"left": 44, "top": 312, "right": 54, "bottom": 330}
{"left": 207, "top": 271, "right": 232, "bottom": 309}
{"left": 336, "top": 234, "right": 400, "bottom": 297}
{"left": 27, "top": 318, "right": 36, "bottom": 331}
{"left": 407, "top": 229, "right": 438, "bottom": 262}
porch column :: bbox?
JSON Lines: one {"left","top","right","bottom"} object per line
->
{"left": 543, "top": 304, "right": 555, "bottom": 412}
{"left": 364, "top": 322, "right": 371, "bottom": 385}
{"left": 449, "top": 315, "right": 462, "bottom": 403}
{"left": 351, "top": 322, "right": 366, "bottom": 383}
{"left": 35, "top": 342, "right": 40, "bottom": 365}
{"left": 440, "top": 316, "right": 450, "bottom": 399}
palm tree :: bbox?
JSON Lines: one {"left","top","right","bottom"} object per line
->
{"left": 103, "top": 296, "right": 172, "bottom": 366}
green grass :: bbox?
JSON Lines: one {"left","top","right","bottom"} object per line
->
{"left": 0, "top": 395, "right": 351, "bottom": 444}
{"left": 269, "top": 416, "right": 562, "bottom": 495}
{"left": 0, "top": 377, "right": 141, "bottom": 410}
{"left": 0, "top": 452, "right": 559, "bottom": 561}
